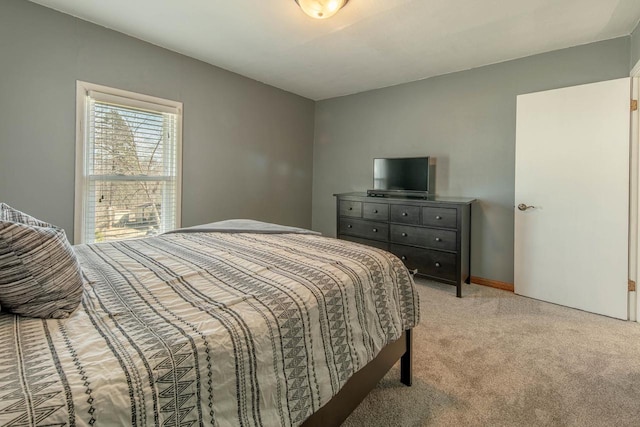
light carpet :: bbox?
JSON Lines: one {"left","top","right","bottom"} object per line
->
{"left": 343, "top": 279, "right": 640, "bottom": 426}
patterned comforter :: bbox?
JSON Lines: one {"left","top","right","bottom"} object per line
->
{"left": 0, "top": 231, "right": 419, "bottom": 426}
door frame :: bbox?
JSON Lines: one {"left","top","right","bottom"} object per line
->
{"left": 632, "top": 60, "right": 640, "bottom": 322}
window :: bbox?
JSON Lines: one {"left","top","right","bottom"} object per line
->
{"left": 75, "top": 82, "right": 182, "bottom": 244}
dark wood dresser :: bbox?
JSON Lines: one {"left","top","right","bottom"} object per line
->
{"left": 334, "top": 192, "right": 475, "bottom": 297}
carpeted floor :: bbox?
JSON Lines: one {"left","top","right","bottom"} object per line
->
{"left": 343, "top": 279, "right": 640, "bottom": 426}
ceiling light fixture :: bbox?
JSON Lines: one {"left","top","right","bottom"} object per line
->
{"left": 295, "top": 0, "right": 349, "bottom": 20}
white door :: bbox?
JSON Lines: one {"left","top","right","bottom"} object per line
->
{"left": 514, "top": 78, "right": 631, "bottom": 319}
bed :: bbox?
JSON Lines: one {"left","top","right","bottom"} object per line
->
{"left": 0, "top": 220, "right": 419, "bottom": 426}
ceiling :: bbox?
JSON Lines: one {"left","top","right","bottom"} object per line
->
{"left": 29, "top": 0, "right": 640, "bottom": 100}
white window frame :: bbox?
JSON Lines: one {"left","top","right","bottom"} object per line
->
{"left": 74, "top": 81, "right": 183, "bottom": 245}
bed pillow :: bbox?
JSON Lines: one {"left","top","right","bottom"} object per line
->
{"left": 0, "top": 203, "right": 53, "bottom": 227}
{"left": 0, "top": 220, "right": 84, "bottom": 319}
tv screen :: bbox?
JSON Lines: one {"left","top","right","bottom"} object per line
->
{"left": 373, "top": 157, "right": 432, "bottom": 192}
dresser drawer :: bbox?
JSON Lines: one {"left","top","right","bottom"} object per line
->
{"left": 390, "top": 204, "right": 421, "bottom": 224}
{"left": 339, "top": 218, "right": 388, "bottom": 241}
{"left": 390, "top": 244, "right": 457, "bottom": 281}
{"left": 422, "top": 207, "right": 457, "bottom": 229}
{"left": 363, "top": 202, "right": 389, "bottom": 221}
{"left": 339, "top": 200, "right": 362, "bottom": 217}
{"left": 390, "top": 225, "right": 457, "bottom": 251}
{"left": 340, "top": 235, "right": 389, "bottom": 251}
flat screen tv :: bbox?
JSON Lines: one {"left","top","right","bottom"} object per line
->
{"left": 372, "top": 157, "right": 435, "bottom": 194}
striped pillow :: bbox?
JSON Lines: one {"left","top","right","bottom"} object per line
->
{"left": 0, "top": 214, "right": 83, "bottom": 318}
{"left": 0, "top": 203, "right": 52, "bottom": 227}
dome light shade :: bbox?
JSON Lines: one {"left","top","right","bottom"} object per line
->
{"left": 295, "top": 0, "right": 349, "bottom": 19}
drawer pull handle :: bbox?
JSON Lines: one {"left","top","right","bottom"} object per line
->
{"left": 435, "top": 262, "right": 441, "bottom": 267}
{"left": 435, "top": 237, "right": 442, "bottom": 242}
{"left": 402, "top": 212, "right": 408, "bottom": 216}
{"left": 347, "top": 225, "right": 352, "bottom": 228}
{"left": 348, "top": 207, "right": 353, "bottom": 211}
{"left": 401, "top": 232, "right": 408, "bottom": 237}
{"left": 372, "top": 228, "right": 378, "bottom": 232}
{"left": 373, "top": 209, "right": 378, "bottom": 213}
{"left": 401, "top": 256, "right": 407, "bottom": 261}
{"left": 435, "top": 215, "right": 442, "bottom": 220}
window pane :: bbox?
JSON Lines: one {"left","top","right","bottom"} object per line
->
{"left": 90, "top": 102, "right": 174, "bottom": 178}
{"left": 86, "top": 179, "right": 177, "bottom": 243}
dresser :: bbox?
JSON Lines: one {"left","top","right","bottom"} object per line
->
{"left": 334, "top": 192, "right": 475, "bottom": 297}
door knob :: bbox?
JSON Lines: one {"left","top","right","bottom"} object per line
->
{"left": 517, "top": 203, "right": 535, "bottom": 211}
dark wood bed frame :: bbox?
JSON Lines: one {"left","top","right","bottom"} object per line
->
{"left": 302, "top": 329, "right": 413, "bottom": 426}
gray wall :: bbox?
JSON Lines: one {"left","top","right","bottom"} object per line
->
{"left": 0, "top": 0, "right": 315, "bottom": 242}
{"left": 312, "top": 38, "right": 630, "bottom": 283}
{"left": 633, "top": 21, "right": 640, "bottom": 70}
